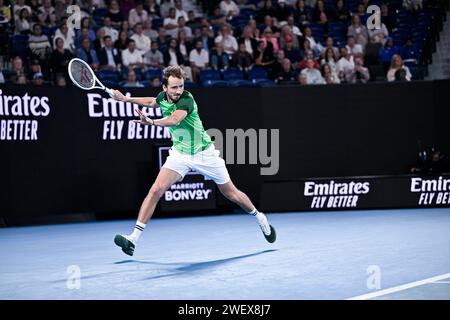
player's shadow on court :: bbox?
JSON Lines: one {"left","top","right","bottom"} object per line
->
{"left": 115, "top": 249, "right": 277, "bottom": 280}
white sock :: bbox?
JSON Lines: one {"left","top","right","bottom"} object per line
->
{"left": 248, "top": 208, "right": 266, "bottom": 223}
{"left": 129, "top": 221, "right": 146, "bottom": 243}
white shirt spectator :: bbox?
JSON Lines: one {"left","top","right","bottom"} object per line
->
{"left": 53, "top": 28, "right": 75, "bottom": 51}
{"left": 301, "top": 68, "right": 325, "bottom": 84}
{"left": 14, "top": 4, "right": 32, "bottom": 17}
{"left": 337, "top": 55, "right": 355, "bottom": 74}
{"left": 346, "top": 44, "right": 363, "bottom": 56}
{"left": 128, "top": 8, "right": 148, "bottom": 28}
{"left": 101, "top": 26, "right": 119, "bottom": 42}
{"left": 214, "top": 34, "right": 238, "bottom": 55}
{"left": 368, "top": 23, "right": 389, "bottom": 40}
{"left": 175, "top": 9, "right": 188, "bottom": 21}
{"left": 387, "top": 66, "right": 412, "bottom": 81}
{"left": 164, "top": 16, "right": 179, "bottom": 38}
{"left": 220, "top": 0, "right": 240, "bottom": 16}
{"left": 189, "top": 48, "right": 209, "bottom": 68}
{"left": 130, "top": 33, "right": 151, "bottom": 53}
{"left": 122, "top": 48, "right": 144, "bottom": 67}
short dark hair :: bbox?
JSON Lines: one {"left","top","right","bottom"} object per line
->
{"left": 162, "top": 66, "right": 185, "bottom": 85}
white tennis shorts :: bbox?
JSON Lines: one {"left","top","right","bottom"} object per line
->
{"left": 162, "top": 144, "right": 231, "bottom": 185}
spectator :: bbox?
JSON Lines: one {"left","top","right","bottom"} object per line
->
{"left": 9, "top": 56, "right": 25, "bottom": 82}
{"left": 254, "top": 40, "right": 275, "bottom": 72}
{"left": 284, "top": 15, "right": 302, "bottom": 37}
{"left": 321, "top": 63, "right": 340, "bottom": 84}
{"left": 321, "top": 47, "right": 339, "bottom": 76}
{"left": 239, "top": 26, "right": 259, "bottom": 56}
{"left": 121, "top": 0, "right": 136, "bottom": 18}
{"left": 37, "top": 0, "right": 56, "bottom": 28}
{"left": 387, "top": 54, "right": 411, "bottom": 82}
{"left": 101, "top": 16, "right": 119, "bottom": 43}
{"left": 77, "top": 37, "right": 99, "bottom": 71}
{"left": 271, "top": 49, "right": 286, "bottom": 78}
{"left": 313, "top": 0, "right": 329, "bottom": 26}
{"left": 177, "top": 16, "right": 193, "bottom": 40}
{"left": 121, "top": 39, "right": 145, "bottom": 69}
{"left": 368, "top": 22, "right": 389, "bottom": 42}
{"left": 51, "top": 37, "right": 73, "bottom": 80}
{"left": 121, "top": 20, "right": 133, "bottom": 37}
{"left": 261, "top": 27, "right": 279, "bottom": 54}
{"left": 28, "top": 23, "right": 52, "bottom": 60}
{"left": 379, "top": 37, "right": 398, "bottom": 70}
{"left": 198, "top": 25, "right": 215, "bottom": 52}
{"left": 403, "top": 0, "right": 423, "bottom": 11}
{"left": 294, "top": 0, "right": 312, "bottom": 25}
{"left": 122, "top": 69, "right": 144, "bottom": 87}
{"left": 115, "top": 30, "right": 130, "bottom": 52}
{"left": 275, "top": 0, "right": 291, "bottom": 23}
{"left": 279, "top": 25, "right": 300, "bottom": 50}
{"left": 346, "top": 53, "right": 370, "bottom": 83}
{"left": 164, "top": 7, "right": 179, "bottom": 38}
{"left": 400, "top": 37, "right": 420, "bottom": 65}
{"left": 276, "top": 58, "right": 297, "bottom": 84}
{"left": 13, "top": 0, "right": 31, "bottom": 19}
{"left": 337, "top": 47, "right": 354, "bottom": 81}
{"left": 364, "top": 35, "right": 382, "bottom": 66}
{"left": 301, "top": 57, "right": 324, "bottom": 84}
{"left": 144, "top": 0, "right": 161, "bottom": 17}
{"left": 215, "top": 24, "right": 238, "bottom": 55}
{"left": 299, "top": 49, "right": 319, "bottom": 69}
{"left": 232, "top": 42, "right": 253, "bottom": 73}
{"left": 151, "top": 76, "right": 161, "bottom": 87}
{"left": 93, "top": 28, "right": 106, "bottom": 53}
{"left": 298, "top": 73, "right": 308, "bottom": 85}
{"left": 178, "top": 29, "right": 193, "bottom": 63}
{"left": 186, "top": 10, "right": 201, "bottom": 32}
{"left": 144, "top": 41, "right": 164, "bottom": 69}
{"left": 210, "top": 42, "right": 230, "bottom": 71}
{"left": 160, "top": 0, "right": 173, "bottom": 18}
{"left": 321, "top": 36, "right": 339, "bottom": 57}
{"left": 174, "top": 0, "right": 188, "bottom": 21}
{"left": 209, "top": 6, "right": 227, "bottom": 27}
{"left": 332, "top": 0, "right": 350, "bottom": 24}
{"left": 131, "top": 22, "right": 151, "bottom": 53}
{"left": 98, "top": 35, "right": 122, "bottom": 71}
{"left": 76, "top": 17, "right": 96, "bottom": 42}
{"left": 15, "top": 8, "right": 31, "bottom": 35}
{"left": 354, "top": 3, "right": 368, "bottom": 25}
{"left": 220, "top": 0, "right": 240, "bottom": 18}
{"left": 28, "top": 59, "right": 43, "bottom": 81}
{"left": 346, "top": 35, "right": 363, "bottom": 56}
{"left": 108, "top": 0, "right": 125, "bottom": 29}
{"left": 155, "top": 26, "right": 169, "bottom": 52}
{"left": 143, "top": 18, "right": 158, "bottom": 41}
{"left": 347, "top": 15, "right": 369, "bottom": 47}
{"left": 15, "top": 73, "right": 27, "bottom": 84}
{"left": 261, "top": 15, "right": 279, "bottom": 34}
{"left": 164, "top": 37, "right": 184, "bottom": 66}
{"left": 284, "top": 36, "right": 302, "bottom": 66}
{"left": 380, "top": 3, "right": 395, "bottom": 33}
{"left": 303, "top": 27, "right": 321, "bottom": 55}
{"left": 189, "top": 39, "right": 210, "bottom": 82}
{"left": 53, "top": 23, "right": 75, "bottom": 52}
{"left": 258, "top": 0, "right": 277, "bottom": 23}
{"left": 129, "top": 1, "right": 148, "bottom": 28}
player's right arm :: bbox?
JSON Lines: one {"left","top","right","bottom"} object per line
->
{"left": 111, "top": 89, "right": 157, "bottom": 107}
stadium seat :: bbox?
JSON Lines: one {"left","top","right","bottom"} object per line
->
{"left": 198, "top": 69, "right": 221, "bottom": 82}
{"left": 248, "top": 67, "right": 268, "bottom": 80}
{"left": 144, "top": 68, "right": 163, "bottom": 80}
{"left": 201, "top": 80, "right": 229, "bottom": 87}
{"left": 222, "top": 69, "right": 244, "bottom": 80}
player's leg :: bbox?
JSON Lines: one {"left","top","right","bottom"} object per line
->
{"left": 217, "top": 180, "right": 276, "bottom": 243}
{"left": 114, "top": 168, "right": 182, "bottom": 256}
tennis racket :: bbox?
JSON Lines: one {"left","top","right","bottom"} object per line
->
{"left": 68, "top": 58, "right": 114, "bottom": 97}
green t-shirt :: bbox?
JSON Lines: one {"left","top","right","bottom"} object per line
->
{"left": 156, "top": 90, "right": 213, "bottom": 155}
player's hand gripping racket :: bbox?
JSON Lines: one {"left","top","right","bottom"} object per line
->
{"left": 68, "top": 58, "right": 114, "bottom": 97}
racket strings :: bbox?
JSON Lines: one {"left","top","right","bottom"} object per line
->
{"left": 70, "top": 60, "right": 95, "bottom": 89}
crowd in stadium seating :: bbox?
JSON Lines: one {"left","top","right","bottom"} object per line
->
{"left": 0, "top": 0, "right": 443, "bottom": 87}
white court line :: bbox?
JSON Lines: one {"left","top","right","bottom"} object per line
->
{"left": 347, "top": 273, "right": 450, "bottom": 300}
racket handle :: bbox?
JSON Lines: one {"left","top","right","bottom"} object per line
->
{"left": 105, "top": 88, "right": 114, "bottom": 97}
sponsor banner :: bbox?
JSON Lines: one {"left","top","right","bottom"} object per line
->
{"left": 261, "top": 174, "right": 450, "bottom": 211}
{"left": 158, "top": 146, "right": 216, "bottom": 212}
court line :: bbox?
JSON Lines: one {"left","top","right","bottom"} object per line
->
{"left": 347, "top": 272, "right": 450, "bottom": 300}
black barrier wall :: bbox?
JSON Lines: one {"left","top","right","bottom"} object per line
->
{"left": 1, "top": 80, "right": 449, "bottom": 218}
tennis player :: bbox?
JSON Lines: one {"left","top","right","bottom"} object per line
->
{"left": 111, "top": 66, "right": 276, "bottom": 256}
